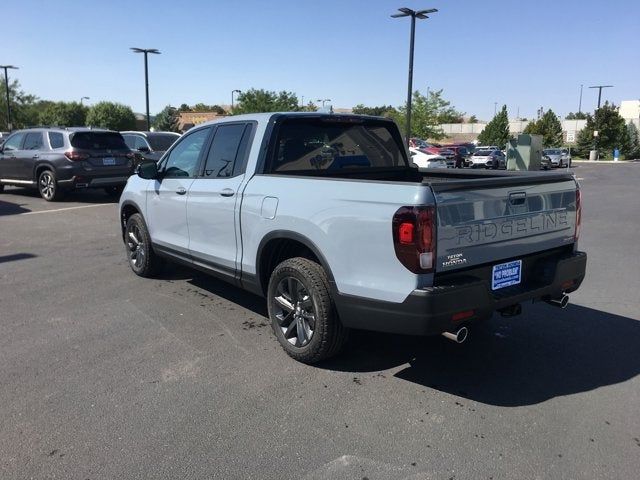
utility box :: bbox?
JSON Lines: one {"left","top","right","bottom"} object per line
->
{"left": 507, "top": 134, "right": 543, "bottom": 171}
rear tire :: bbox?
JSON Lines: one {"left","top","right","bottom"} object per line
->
{"left": 38, "top": 169, "right": 64, "bottom": 201}
{"left": 267, "top": 257, "right": 349, "bottom": 364}
{"left": 124, "top": 213, "right": 163, "bottom": 277}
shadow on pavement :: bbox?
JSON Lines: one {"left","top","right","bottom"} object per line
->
{"left": 159, "top": 264, "right": 268, "bottom": 318}
{"left": 0, "top": 253, "right": 37, "bottom": 264}
{"left": 0, "top": 199, "right": 31, "bottom": 216}
{"left": 320, "top": 303, "right": 640, "bottom": 406}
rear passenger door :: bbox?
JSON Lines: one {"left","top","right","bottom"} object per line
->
{"left": 187, "top": 122, "right": 254, "bottom": 278}
{"left": 146, "top": 127, "right": 212, "bottom": 258}
{"left": 18, "top": 132, "right": 45, "bottom": 180}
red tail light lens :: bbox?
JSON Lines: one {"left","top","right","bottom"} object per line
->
{"left": 575, "top": 189, "right": 581, "bottom": 241}
{"left": 64, "top": 151, "right": 89, "bottom": 161}
{"left": 392, "top": 206, "right": 436, "bottom": 273}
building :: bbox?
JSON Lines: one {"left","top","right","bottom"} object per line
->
{"left": 178, "top": 111, "right": 227, "bottom": 131}
{"left": 439, "top": 119, "right": 588, "bottom": 144}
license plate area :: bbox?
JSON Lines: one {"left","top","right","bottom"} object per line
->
{"left": 492, "top": 260, "right": 522, "bottom": 290}
{"left": 102, "top": 157, "right": 116, "bottom": 166}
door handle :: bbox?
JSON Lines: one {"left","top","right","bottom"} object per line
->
{"left": 32, "top": 154, "right": 39, "bottom": 159}
{"left": 176, "top": 187, "right": 187, "bottom": 195}
{"left": 220, "top": 188, "right": 235, "bottom": 197}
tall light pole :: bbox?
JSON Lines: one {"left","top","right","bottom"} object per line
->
{"left": 391, "top": 7, "right": 437, "bottom": 145}
{"left": 231, "top": 89, "right": 242, "bottom": 112}
{"left": 494, "top": 102, "right": 498, "bottom": 116}
{"left": 80, "top": 96, "right": 90, "bottom": 105}
{"left": 316, "top": 99, "right": 331, "bottom": 107}
{"left": 589, "top": 85, "right": 613, "bottom": 110}
{"left": 578, "top": 84, "right": 583, "bottom": 114}
{"left": 130, "top": 48, "right": 161, "bottom": 130}
{"left": 1, "top": 65, "right": 19, "bottom": 131}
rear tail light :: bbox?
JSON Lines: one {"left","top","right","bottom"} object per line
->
{"left": 125, "top": 152, "right": 135, "bottom": 159}
{"left": 575, "top": 188, "right": 581, "bottom": 241}
{"left": 64, "top": 151, "right": 89, "bottom": 161}
{"left": 392, "top": 206, "right": 436, "bottom": 273}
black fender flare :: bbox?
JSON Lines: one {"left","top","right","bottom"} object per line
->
{"left": 254, "top": 230, "right": 337, "bottom": 295}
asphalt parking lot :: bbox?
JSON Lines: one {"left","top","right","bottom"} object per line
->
{"left": 1, "top": 163, "right": 639, "bottom": 479}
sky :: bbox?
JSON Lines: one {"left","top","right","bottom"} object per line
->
{"left": 2, "top": 0, "right": 638, "bottom": 121}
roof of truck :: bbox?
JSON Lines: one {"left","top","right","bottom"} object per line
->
{"left": 194, "top": 111, "right": 393, "bottom": 129}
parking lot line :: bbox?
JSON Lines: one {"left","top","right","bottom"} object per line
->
{"left": 21, "top": 203, "right": 113, "bottom": 215}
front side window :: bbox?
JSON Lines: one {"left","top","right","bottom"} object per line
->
{"left": 134, "top": 136, "right": 150, "bottom": 151}
{"left": 122, "top": 135, "right": 136, "bottom": 149}
{"left": 270, "top": 119, "right": 407, "bottom": 173}
{"left": 147, "top": 134, "right": 180, "bottom": 152}
{"left": 161, "top": 127, "right": 210, "bottom": 178}
{"left": 23, "top": 132, "right": 44, "bottom": 150}
{"left": 2, "top": 132, "right": 26, "bottom": 151}
{"left": 48, "top": 132, "right": 64, "bottom": 149}
{"left": 202, "top": 124, "right": 247, "bottom": 178}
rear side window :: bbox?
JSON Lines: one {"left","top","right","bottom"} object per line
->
{"left": 147, "top": 134, "right": 179, "bottom": 151}
{"left": 70, "top": 132, "right": 128, "bottom": 150}
{"left": 2, "top": 132, "right": 26, "bottom": 151}
{"left": 202, "top": 124, "right": 247, "bottom": 178}
{"left": 48, "top": 132, "right": 64, "bottom": 149}
{"left": 23, "top": 132, "right": 44, "bottom": 150}
{"left": 270, "top": 119, "right": 407, "bottom": 173}
{"left": 122, "top": 135, "right": 136, "bottom": 149}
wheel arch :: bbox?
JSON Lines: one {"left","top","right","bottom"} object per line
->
{"left": 120, "top": 200, "right": 143, "bottom": 240}
{"left": 254, "top": 230, "right": 337, "bottom": 297}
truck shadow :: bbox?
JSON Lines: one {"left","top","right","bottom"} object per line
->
{"left": 321, "top": 303, "right": 640, "bottom": 407}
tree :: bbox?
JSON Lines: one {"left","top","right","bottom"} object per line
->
{"left": 153, "top": 105, "right": 180, "bottom": 132}
{"left": 574, "top": 104, "right": 627, "bottom": 158}
{"left": 389, "top": 89, "right": 462, "bottom": 140}
{"left": 566, "top": 112, "right": 587, "bottom": 120}
{"left": 352, "top": 104, "right": 396, "bottom": 116}
{"left": 623, "top": 122, "right": 640, "bottom": 160}
{"left": 0, "top": 79, "right": 40, "bottom": 129}
{"left": 233, "top": 88, "right": 300, "bottom": 114}
{"left": 469, "top": 115, "right": 478, "bottom": 123}
{"left": 86, "top": 102, "right": 136, "bottom": 131}
{"left": 191, "top": 103, "right": 226, "bottom": 114}
{"left": 477, "top": 105, "right": 510, "bottom": 147}
{"left": 38, "top": 101, "right": 87, "bottom": 127}
{"left": 523, "top": 109, "right": 563, "bottom": 146}
{"left": 301, "top": 101, "right": 318, "bottom": 112}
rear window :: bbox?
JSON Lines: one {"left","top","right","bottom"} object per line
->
{"left": 269, "top": 119, "right": 407, "bottom": 173}
{"left": 70, "top": 132, "right": 128, "bottom": 150}
{"left": 147, "top": 134, "right": 180, "bottom": 151}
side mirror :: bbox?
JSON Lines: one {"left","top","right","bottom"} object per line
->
{"left": 137, "top": 161, "right": 159, "bottom": 180}
{"left": 137, "top": 146, "right": 150, "bottom": 153}
{"left": 410, "top": 151, "right": 417, "bottom": 156}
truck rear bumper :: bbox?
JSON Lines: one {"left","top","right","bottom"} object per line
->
{"left": 334, "top": 250, "right": 587, "bottom": 336}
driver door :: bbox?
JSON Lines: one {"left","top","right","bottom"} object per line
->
{"left": 145, "top": 127, "right": 212, "bottom": 259}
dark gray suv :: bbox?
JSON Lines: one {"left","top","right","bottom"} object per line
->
{"left": 0, "top": 128, "right": 135, "bottom": 201}
{"left": 121, "top": 131, "right": 180, "bottom": 162}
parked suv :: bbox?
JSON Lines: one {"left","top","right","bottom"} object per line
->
{"left": 442, "top": 145, "right": 470, "bottom": 168}
{"left": 121, "top": 131, "right": 181, "bottom": 162}
{"left": 0, "top": 128, "right": 134, "bottom": 201}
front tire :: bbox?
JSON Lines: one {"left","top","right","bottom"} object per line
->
{"left": 124, "top": 213, "right": 163, "bottom": 277}
{"left": 38, "top": 170, "right": 64, "bottom": 201}
{"left": 267, "top": 257, "right": 348, "bottom": 364}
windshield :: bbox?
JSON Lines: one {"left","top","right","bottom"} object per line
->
{"left": 474, "top": 150, "right": 493, "bottom": 156}
{"left": 70, "top": 132, "right": 128, "bottom": 150}
{"left": 269, "top": 118, "right": 407, "bottom": 173}
{"left": 147, "top": 133, "right": 180, "bottom": 151}
{"left": 544, "top": 149, "right": 561, "bottom": 155}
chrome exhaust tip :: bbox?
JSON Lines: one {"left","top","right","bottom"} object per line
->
{"left": 546, "top": 294, "right": 569, "bottom": 309}
{"left": 442, "top": 326, "right": 469, "bottom": 344}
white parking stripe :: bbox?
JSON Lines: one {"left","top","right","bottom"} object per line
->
{"left": 21, "top": 203, "right": 113, "bottom": 215}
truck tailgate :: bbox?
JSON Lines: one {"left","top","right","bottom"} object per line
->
{"left": 432, "top": 174, "right": 578, "bottom": 273}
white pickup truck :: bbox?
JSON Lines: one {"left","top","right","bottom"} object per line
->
{"left": 119, "top": 112, "right": 586, "bottom": 363}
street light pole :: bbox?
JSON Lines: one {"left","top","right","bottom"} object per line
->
{"left": 231, "top": 89, "right": 242, "bottom": 112}
{"left": 316, "top": 99, "right": 331, "bottom": 107}
{"left": 578, "top": 84, "right": 583, "bottom": 114}
{"left": 589, "top": 85, "right": 613, "bottom": 110}
{"left": 80, "top": 96, "right": 89, "bottom": 105}
{"left": 1, "top": 65, "right": 19, "bottom": 131}
{"left": 130, "top": 48, "right": 161, "bottom": 130}
{"left": 391, "top": 7, "right": 437, "bottom": 146}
